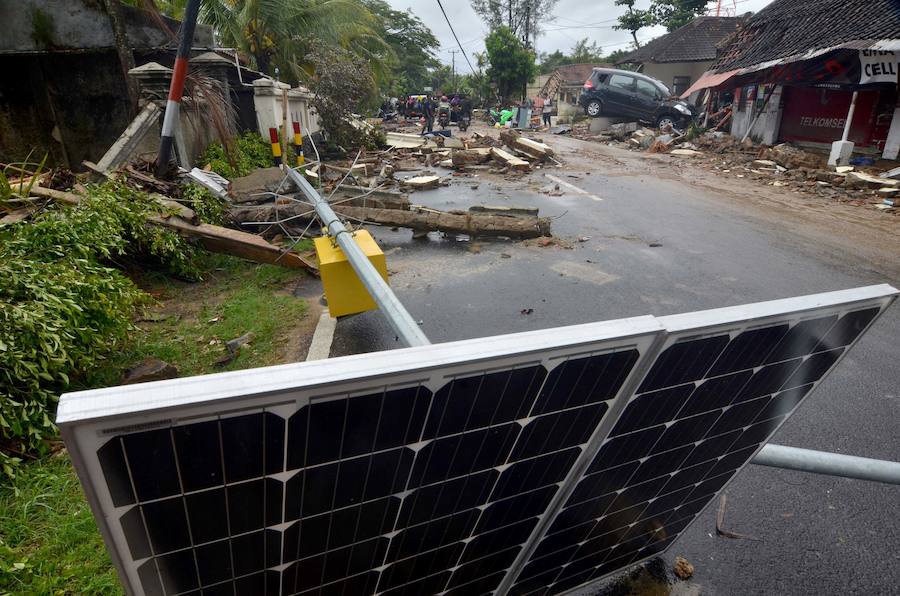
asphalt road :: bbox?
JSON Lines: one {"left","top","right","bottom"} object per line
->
{"left": 330, "top": 127, "right": 900, "bottom": 595}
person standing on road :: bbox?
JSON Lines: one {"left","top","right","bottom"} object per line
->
{"left": 542, "top": 98, "right": 553, "bottom": 127}
{"left": 421, "top": 96, "right": 434, "bottom": 134}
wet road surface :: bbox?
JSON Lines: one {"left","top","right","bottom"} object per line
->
{"left": 329, "top": 129, "right": 900, "bottom": 594}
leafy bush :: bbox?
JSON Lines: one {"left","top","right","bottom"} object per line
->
{"left": 0, "top": 181, "right": 198, "bottom": 476}
{"left": 180, "top": 183, "right": 228, "bottom": 226}
{"left": 199, "top": 131, "right": 273, "bottom": 179}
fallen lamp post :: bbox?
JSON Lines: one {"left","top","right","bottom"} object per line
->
{"left": 286, "top": 166, "right": 900, "bottom": 486}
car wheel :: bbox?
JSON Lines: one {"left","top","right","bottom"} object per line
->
{"left": 586, "top": 100, "right": 602, "bottom": 117}
{"left": 655, "top": 114, "right": 677, "bottom": 130}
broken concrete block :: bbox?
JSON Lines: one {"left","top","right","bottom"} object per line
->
{"left": 229, "top": 167, "right": 293, "bottom": 203}
{"left": 451, "top": 148, "right": 492, "bottom": 167}
{"left": 670, "top": 149, "right": 702, "bottom": 157}
{"left": 402, "top": 175, "right": 441, "bottom": 189}
{"left": 848, "top": 171, "right": 899, "bottom": 188}
{"left": 442, "top": 136, "right": 465, "bottom": 149}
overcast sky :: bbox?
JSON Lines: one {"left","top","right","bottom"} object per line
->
{"left": 385, "top": 0, "right": 774, "bottom": 74}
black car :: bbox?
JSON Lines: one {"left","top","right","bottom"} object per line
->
{"left": 579, "top": 68, "right": 695, "bottom": 129}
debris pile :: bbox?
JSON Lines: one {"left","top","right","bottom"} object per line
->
{"left": 226, "top": 126, "right": 554, "bottom": 240}
{"left": 568, "top": 119, "right": 898, "bottom": 214}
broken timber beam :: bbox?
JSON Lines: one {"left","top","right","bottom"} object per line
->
{"left": 231, "top": 204, "right": 551, "bottom": 239}
{"left": 28, "top": 185, "right": 318, "bottom": 274}
{"left": 500, "top": 129, "right": 553, "bottom": 161}
{"left": 490, "top": 147, "right": 530, "bottom": 170}
{"left": 151, "top": 215, "right": 318, "bottom": 272}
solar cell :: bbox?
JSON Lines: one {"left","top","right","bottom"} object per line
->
{"left": 504, "top": 290, "right": 894, "bottom": 596}
{"left": 59, "top": 317, "right": 660, "bottom": 596}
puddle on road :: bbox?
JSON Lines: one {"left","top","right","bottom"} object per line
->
{"left": 551, "top": 261, "right": 619, "bottom": 285}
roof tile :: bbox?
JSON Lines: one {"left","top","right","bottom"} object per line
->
{"left": 619, "top": 16, "right": 745, "bottom": 64}
{"left": 713, "top": 0, "right": 900, "bottom": 71}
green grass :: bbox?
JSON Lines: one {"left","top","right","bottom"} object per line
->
{"left": 0, "top": 255, "right": 312, "bottom": 594}
{"left": 87, "top": 255, "right": 309, "bottom": 386}
{"left": 0, "top": 455, "right": 122, "bottom": 595}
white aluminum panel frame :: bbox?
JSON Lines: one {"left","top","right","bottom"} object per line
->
{"left": 59, "top": 316, "right": 665, "bottom": 596}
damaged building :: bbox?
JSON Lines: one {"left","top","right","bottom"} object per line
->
{"left": 687, "top": 0, "right": 900, "bottom": 159}
{"left": 0, "top": 0, "right": 319, "bottom": 171}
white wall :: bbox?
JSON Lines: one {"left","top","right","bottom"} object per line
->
{"left": 730, "top": 85, "right": 784, "bottom": 145}
{"left": 252, "top": 78, "right": 320, "bottom": 139}
{"left": 641, "top": 61, "right": 712, "bottom": 94}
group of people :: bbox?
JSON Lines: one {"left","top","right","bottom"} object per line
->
{"left": 406, "top": 94, "right": 472, "bottom": 134}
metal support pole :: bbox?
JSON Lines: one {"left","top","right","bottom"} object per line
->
{"left": 753, "top": 443, "right": 900, "bottom": 485}
{"left": 841, "top": 90, "right": 859, "bottom": 142}
{"left": 286, "top": 168, "right": 431, "bottom": 348}
{"left": 157, "top": 0, "right": 201, "bottom": 177}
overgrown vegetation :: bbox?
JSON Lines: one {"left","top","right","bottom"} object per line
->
{"left": 0, "top": 181, "right": 199, "bottom": 476}
{"left": 0, "top": 152, "right": 47, "bottom": 202}
{"left": 0, "top": 455, "right": 121, "bottom": 595}
{"left": 0, "top": 253, "right": 311, "bottom": 594}
{"left": 307, "top": 46, "right": 382, "bottom": 150}
{"left": 199, "top": 131, "right": 273, "bottom": 179}
{"left": 180, "top": 183, "right": 228, "bottom": 226}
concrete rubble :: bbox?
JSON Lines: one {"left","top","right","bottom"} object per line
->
{"left": 564, "top": 118, "right": 899, "bottom": 215}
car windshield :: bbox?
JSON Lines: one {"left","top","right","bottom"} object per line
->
{"left": 655, "top": 81, "right": 672, "bottom": 97}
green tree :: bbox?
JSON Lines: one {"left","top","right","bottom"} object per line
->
{"left": 362, "top": 0, "right": 440, "bottom": 96}
{"left": 538, "top": 49, "right": 567, "bottom": 74}
{"left": 538, "top": 38, "right": 610, "bottom": 74}
{"left": 135, "top": 0, "right": 389, "bottom": 82}
{"left": 485, "top": 26, "right": 537, "bottom": 102}
{"left": 613, "top": 0, "right": 653, "bottom": 47}
{"left": 470, "top": 0, "right": 559, "bottom": 47}
{"left": 651, "top": 0, "right": 708, "bottom": 31}
{"left": 570, "top": 38, "right": 604, "bottom": 63}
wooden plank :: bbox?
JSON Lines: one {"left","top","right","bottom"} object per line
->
{"left": 150, "top": 215, "right": 318, "bottom": 272}
{"left": 490, "top": 147, "right": 530, "bottom": 170}
{"left": 0, "top": 206, "right": 39, "bottom": 225}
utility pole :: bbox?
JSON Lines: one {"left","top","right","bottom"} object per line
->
{"left": 448, "top": 49, "right": 459, "bottom": 93}
{"left": 157, "top": 0, "right": 201, "bottom": 177}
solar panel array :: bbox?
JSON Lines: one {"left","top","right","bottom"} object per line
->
{"left": 507, "top": 306, "right": 882, "bottom": 595}
{"left": 58, "top": 287, "right": 895, "bottom": 596}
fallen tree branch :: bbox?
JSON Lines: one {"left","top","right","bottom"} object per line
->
{"left": 28, "top": 185, "right": 318, "bottom": 274}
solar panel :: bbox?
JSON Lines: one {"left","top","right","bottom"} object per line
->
{"left": 503, "top": 286, "right": 896, "bottom": 596}
{"left": 58, "top": 316, "right": 662, "bottom": 596}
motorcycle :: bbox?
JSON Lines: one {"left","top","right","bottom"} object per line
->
{"left": 451, "top": 105, "right": 470, "bottom": 131}
{"left": 437, "top": 105, "right": 451, "bottom": 129}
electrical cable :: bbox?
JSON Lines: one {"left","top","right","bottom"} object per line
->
{"left": 436, "top": 0, "right": 477, "bottom": 73}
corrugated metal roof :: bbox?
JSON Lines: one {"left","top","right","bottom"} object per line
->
{"left": 713, "top": 0, "right": 900, "bottom": 72}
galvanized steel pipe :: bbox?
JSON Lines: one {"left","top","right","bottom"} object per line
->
{"left": 286, "top": 168, "right": 431, "bottom": 348}
{"left": 753, "top": 443, "right": 900, "bottom": 485}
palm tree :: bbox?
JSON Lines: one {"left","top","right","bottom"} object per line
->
{"left": 198, "top": 0, "right": 388, "bottom": 81}
{"left": 129, "top": 0, "right": 390, "bottom": 82}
